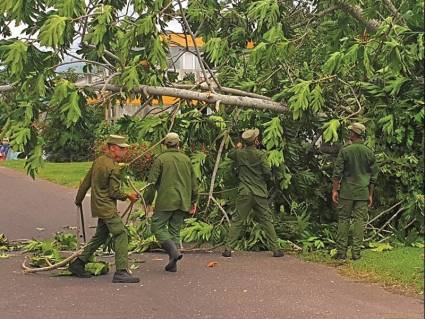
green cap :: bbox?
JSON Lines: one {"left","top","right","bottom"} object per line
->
{"left": 106, "top": 134, "right": 130, "bottom": 147}
{"left": 348, "top": 122, "right": 366, "bottom": 136}
{"left": 241, "top": 128, "right": 260, "bottom": 142}
{"left": 164, "top": 132, "right": 180, "bottom": 146}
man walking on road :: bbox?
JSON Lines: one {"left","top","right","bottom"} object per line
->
{"left": 144, "top": 132, "right": 198, "bottom": 272}
{"left": 69, "top": 135, "right": 140, "bottom": 283}
{"left": 222, "top": 128, "right": 284, "bottom": 258}
{"left": 332, "top": 123, "right": 378, "bottom": 260}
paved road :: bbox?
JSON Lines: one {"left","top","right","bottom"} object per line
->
{"left": 0, "top": 167, "right": 423, "bottom": 319}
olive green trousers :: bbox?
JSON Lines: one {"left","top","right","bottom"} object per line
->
{"left": 151, "top": 209, "right": 187, "bottom": 245}
{"left": 336, "top": 199, "right": 368, "bottom": 257}
{"left": 225, "top": 193, "right": 280, "bottom": 252}
{"left": 79, "top": 215, "right": 128, "bottom": 270}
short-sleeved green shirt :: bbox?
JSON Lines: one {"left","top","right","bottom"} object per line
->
{"left": 228, "top": 145, "right": 272, "bottom": 198}
{"left": 75, "top": 154, "right": 128, "bottom": 218}
{"left": 143, "top": 149, "right": 198, "bottom": 212}
{"left": 332, "top": 140, "right": 378, "bottom": 200}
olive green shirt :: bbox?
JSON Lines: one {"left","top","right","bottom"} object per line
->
{"left": 75, "top": 154, "right": 128, "bottom": 219}
{"left": 144, "top": 149, "right": 198, "bottom": 212}
{"left": 228, "top": 145, "right": 271, "bottom": 198}
{"left": 332, "top": 140, "right": 378, "bottom": 200}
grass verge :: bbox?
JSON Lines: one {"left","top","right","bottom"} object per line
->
{"left": 0, "top": 160, "right": 91, "bottom": 188}
{"left": 0, "top": 159, "right": 145, "bottom": 190}
{"left": 300, "top": 247, "right": 424, "bottom": 295}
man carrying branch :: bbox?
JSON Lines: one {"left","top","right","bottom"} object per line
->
{"left": 222, "top": 128, "right": 284, "bottom": 258}
{"left": 144, "top": 132, "right": 198, "bottom": 272}
{"left": 69, "top": 135, "right": 140, "bottom": 283}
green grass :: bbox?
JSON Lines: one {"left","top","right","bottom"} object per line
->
{"left": 0, "top": 159, "right": 145, "bottom": 190}
{"left": 0, "top": 160, "right": 91, "bottom": 188}
{"left": 300, "top": 247, "right": 424, "bottom": 294}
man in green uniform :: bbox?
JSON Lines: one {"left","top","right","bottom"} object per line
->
{"left": 144, "top": 132, "right": 198, "bottom": 272}
{"left": 332, "top": 123, "right": 378, "bottom": 260}
{"left": 68, "top": 135, "right": 140, "bottom": 283}
{"left": 222, "top": 128, "right": 284, "bottom": 258}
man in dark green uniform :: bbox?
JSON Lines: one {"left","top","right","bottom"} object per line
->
{"left": 222, "top": 128, "right": 284, "bottom": 258}
{"left": 144, "top": 132, "right": 198, "bottom": 272}
{"left": 332, "top": 123, "right": 378, "bottom": 260}
{"left": 68, "top": 135, "right": 140, "bottom": 283}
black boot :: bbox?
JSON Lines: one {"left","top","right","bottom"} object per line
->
{"left": 272, "top": 250, "right": 284, "bottom": 257}
{"left": 112, "top": 270, "right": 140, "bottom": 283}
{"left": 162, "top": 240, "right": 182, "bottom": 272}
{"left": 351, "top": 251, "right": 361, "bottom": 260}
{"left": 333, "top": 251, "right": 347, "bottom": 260}
{"left": 68, "top": 258, "right": 92, "bottom": 278}
{"left": 222, "top": 249, "right": 232, "bottom": 258}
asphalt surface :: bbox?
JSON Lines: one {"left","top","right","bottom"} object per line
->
{"left": 0, "top": 167, "right": 423, "bottom": 319}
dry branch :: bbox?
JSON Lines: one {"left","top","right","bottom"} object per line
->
{"left": 336, "top": 1, "right": 380, "bottom": 32}
{"left": 173, "top": 83, "right": 272, "bottom": 100}
{"left": 365, "top": 206, "right": 405, "bottom": 241}
{"left": 22, "top": 248, "right": 84, "bottom": 274}
{"left": 209, "top": 196, "right": 231, "bottom": 224}
{"left": 83, "top": 84, "right": 287, "bottom": 112}
{"left": 0, "top": 83, "right": 288, "bottom": 113}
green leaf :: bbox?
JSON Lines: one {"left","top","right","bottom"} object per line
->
{"left": 50, "top": 80, "right": 82, "bottom": 127}
{"left": 384, "top": 77, "right": 408, "bottom": 96}
{"left": 262, "top": 116, "right": 283, "bottom": 150}
{"left": 137, "top": 15, "right": 154, "bottom": 35}
{"left": 418, "top": 34, "right": 424, "bottom": 60}
{"left": 149, "top": 37, "right": 167, "bottom": 69}
{"left": 287, "top": 80, "right": 311, "bottom": 120}
{"left": 60, "top": 91, "right": 81, "bottom": 127}
{"left": 370, "top": 242, "right": 393, "bottom": 252}
{"left": 322, "top": 51, "right": 344, "bottom": 75}
{"left": 36, "top": 74, "right": 46, "bottom": 97}
{"left": 204, "top": 37, "right": 228, "bottom": 65}
{"left": 414, "top": 104, "right": 424, "bottom": 124}
{"left": 122, "top": 65, "right": 140, "bottom": 91}
{"left": 343, "top": 43, "right": 359, "bottom": 65}
{"left": 25, "top": 137, "right": 44, "bottom": 179}
{"left": 378, "top": 114, "right": 394, "bottom": 135}
{"left": 56, "top": 0, "right": 86, "bottom": 17}
{"left": 266, "top": 149, "right": 284, "bottom": 167}
{"left": 50, "top": 80, "right": 70, "bottom": 106}
{"left": 1, "top": 40, "right": 28, "bottom": 79}
{"left": 208, "top": 116, "right": 226, "bottom": 131}
{"left": 249, "top": 41, "right": 267, "bottom": 66}
{"left": 358, "top": 81, "right": 385, "bottom": 96}
{"left": 247, "top": 0, "right": 280, "bottom": 29}
{"left": 263, "top": 23, "right": 285, "bottom": 43}
{"left": 322, "top": 119, "right": 340, "bottom": 143}
{"left": 11, "top": 127, "right": 31, "bottom": 151}
{"left": 309, "top": 84, "right": 324, "bottom": 112}
{"left": 134, "top": 0, "right": 147, "bottom": 13}
{"left": 191, "top": 151, "right": 206, "bottom": 179}
{"left": 363, "top": 46, "right": 374, "bottom": 78}
{"left": 85, "top": 261, "right": 109, "bottom": 275}
{"left": 39, "top": 15, "right": 69, "bottom": 48}
{"left": 88, "top": 5, "right": 114, "bottom": 45}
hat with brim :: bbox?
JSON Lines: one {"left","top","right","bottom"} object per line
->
{"left": 164, "top": 132, "right": 180, "bottom": 146}
{"left": 106, "top": 134, "right": 130, "bottom": 148}
{"left": 348, "top": 123, "right": 366, "bottom": 136}
{"left": 241, "top": 128, "right": 260, "bottom": 142}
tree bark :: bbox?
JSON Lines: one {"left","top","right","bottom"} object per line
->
{"left": 0, "top": 83, "right": 288, "bottom": 113}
